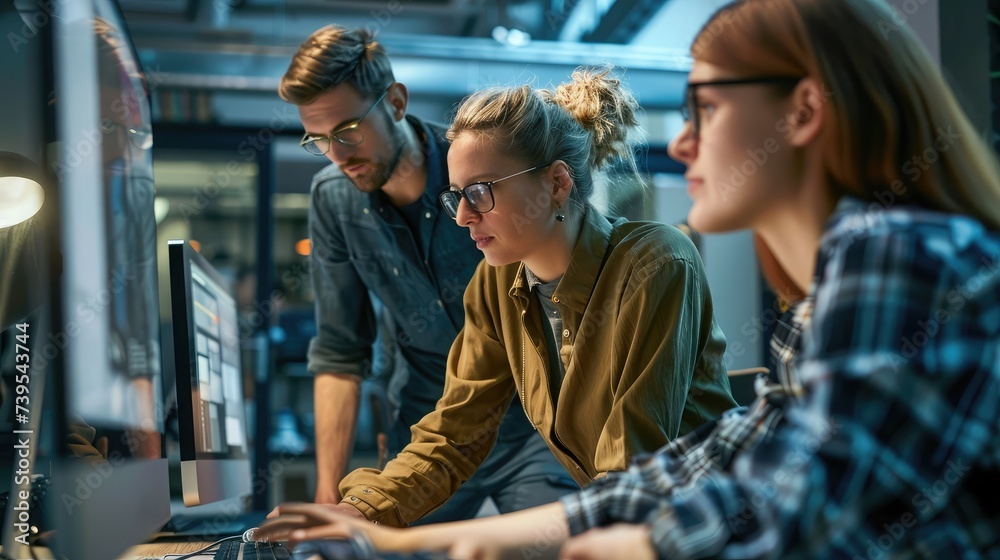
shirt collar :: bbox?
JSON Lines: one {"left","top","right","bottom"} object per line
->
{"left": 511, "top": 204, "right": 614, "bottom": 314}
{"left": 413, "top": 115, "right": 445, "bottom": 206}
{"left": 367, "top": 115, "right": 447, "bottom": 215}
{"left": 524, "top": 266, "right": 561, "bottom": 294}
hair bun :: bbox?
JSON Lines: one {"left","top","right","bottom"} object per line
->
{"left": 550, "top": 66, "right": 640, "bottom": 169}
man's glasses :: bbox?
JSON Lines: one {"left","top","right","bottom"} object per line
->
{"left": 300, "top": 86, "right": 392, "bottom": 155}
{"left": 681, "top": 76, "right": 803, "bottom": 140}
{"left": 439, "top": 165, "right": 548, "bottom": 219}
{"left": 100, "top": 119, "right": 153, "bottom": 150}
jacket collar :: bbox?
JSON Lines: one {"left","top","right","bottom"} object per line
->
{"left": 510, "top": 204, "right": 613, "bottom": 314}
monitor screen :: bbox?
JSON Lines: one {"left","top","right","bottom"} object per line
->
{"left": 168, "top": 240, "right": 252, "bottom": 507}
{"left": 3, "top": 1, "right": 172, "bottom": 558}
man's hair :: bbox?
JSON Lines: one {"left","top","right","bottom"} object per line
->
{"left": 279, "top": 26, "right": 394, "bottom": 105}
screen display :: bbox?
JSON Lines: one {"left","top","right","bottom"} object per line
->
{"left": 188, "top": 261, "right": 247, "bottom": 457}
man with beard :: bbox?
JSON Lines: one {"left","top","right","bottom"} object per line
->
{"left": 278, "top": 26, "right": 575, "bottom": 524}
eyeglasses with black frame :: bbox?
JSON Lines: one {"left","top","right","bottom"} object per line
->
{"left": 439, "top": 164, "right": 549, "bottom": 219}
{"left": 300, "top": 86, "right": 392, "bottom": 155}
{"left": 680, "top": 76, "right": 803, "bottom": 140}
{"left": 100, "top": 118, "right": 153, "bottom": 150}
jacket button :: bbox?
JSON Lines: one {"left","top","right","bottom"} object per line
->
{"left": 349, "top": 496, "right": 359, "bottom": 501}
{"left": 363, "top": 208, "right": 370, "bottom": 214}
{"left": 562, "top": 329, "right": 570, "bottom": 338}
{"left": 552, "top": 296, "right": 560, "bottom": 303}
{"left": 362, "top": 489, "right": 372, "bottom": 494}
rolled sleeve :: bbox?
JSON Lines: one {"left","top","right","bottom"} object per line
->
{"left": 339, "top": 263, "right": 518, "bottom": 525}
{"left": 306, "top": 182, "right": 376, "bottom": 377}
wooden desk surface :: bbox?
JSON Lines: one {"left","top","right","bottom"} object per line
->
{"left": 120, "top": 541, "right": 211, "bottom": 559}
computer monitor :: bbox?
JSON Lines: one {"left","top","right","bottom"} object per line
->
{"left": 167, "top": 240, "right": 252, "bottom": 507}
{"left": 4, "top": 1, "right": 172, "bottom": 559}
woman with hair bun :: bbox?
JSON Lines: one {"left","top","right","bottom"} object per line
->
{"left": 264, "top": 66, "right": 735, "bottom": 531}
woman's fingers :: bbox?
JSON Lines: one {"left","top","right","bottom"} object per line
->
{"left": 255, "top": 513, "right": 312, "bottom": 542}
{"left": 273, "top": 502, "right": 357, "bottom": 525}
{"left": 255, "top": 503, "right": 372, "bottom": 544}
{"left": 284, "top": 524, "right": 357, "bottom": 548}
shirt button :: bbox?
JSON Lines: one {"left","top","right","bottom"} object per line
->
{"left": 363, "top": 208, "right": 370, "bottom": 214}
{"left": 393, "top": 267, "right": 399, "bottom": 276}
{"left": 562, "top": 329, "right": 570, "bottom": 338}
{"left": 552, "top": 296, "right": 560, "bottom": 303}
{"left": 436, "top": 300, "right": 444, "bottom": 308}
{"left": 425, "top": 212, "right": 432, "bottom": 219}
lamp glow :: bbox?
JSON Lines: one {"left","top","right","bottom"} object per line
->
{"left": 0, "top": 176, "right": 44, "bottom": 229}
{"left": 295, "top": 238, "right": 312, "bottom": 256}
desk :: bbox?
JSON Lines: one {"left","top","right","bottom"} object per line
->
{"left": 120, "top": 541, "right": 209, "bottom": 559}
{"left": 15, "top": 543, "right": 210, "bottom": 560}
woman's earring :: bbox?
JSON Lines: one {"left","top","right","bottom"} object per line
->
{"left": 555, "top": 206, "right": 565, "bottom": 222}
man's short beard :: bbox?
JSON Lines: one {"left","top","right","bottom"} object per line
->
{"left": 353, "top": 119, "right": 406, "bottom": 193}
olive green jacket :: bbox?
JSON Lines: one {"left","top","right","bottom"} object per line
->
{"left": 339, "top": 206, "right": 736, "bottom": 526}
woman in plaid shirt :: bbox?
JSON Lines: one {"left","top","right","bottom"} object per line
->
{"left": 259, "top": 1, "right": 1000, "bottom": 557}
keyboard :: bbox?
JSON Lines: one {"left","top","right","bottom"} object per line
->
{"left": 288, "top": 539, "right": 454, "bottom": 560}
{"left": 212, "top": 539, "right": 291, "bottom": 560}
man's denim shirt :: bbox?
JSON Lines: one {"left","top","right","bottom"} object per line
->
{"left": 306, "top": 115, "right": 532, "bottom": 441}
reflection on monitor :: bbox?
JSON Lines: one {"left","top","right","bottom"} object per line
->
{"left": 24, "top": 1, "right": 171, "bottom": 559}
{"left": 168, "top": 240, "right": 251, "bottom": 507}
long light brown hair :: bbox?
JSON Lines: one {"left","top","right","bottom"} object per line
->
{"left": 695, "top": 0, "right": 1000, "bottom": 231}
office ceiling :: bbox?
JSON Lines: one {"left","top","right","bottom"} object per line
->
{"left": 105, "top": 0, "right": 731, "bottom": 112}
{"left": 117, "top": 0, "right": 698, "bottom": 44}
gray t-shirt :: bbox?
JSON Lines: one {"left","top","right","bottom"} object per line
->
{"left": 525, "top": 267, "right": 566, "bottom": 403}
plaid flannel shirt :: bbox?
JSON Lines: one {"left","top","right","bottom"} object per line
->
{"left": 561, "top": 198, "right": 1000, "bottom": 559}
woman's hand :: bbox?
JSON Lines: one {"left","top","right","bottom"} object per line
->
{"left": 255, "top": 502, "right": 397, "bottom": 550}
{"left": 558, "top": 524, "right": 656, "bottom": 560}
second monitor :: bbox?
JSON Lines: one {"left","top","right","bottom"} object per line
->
{"left": 168, "top": 239, "right": 252, "bottom": 507}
